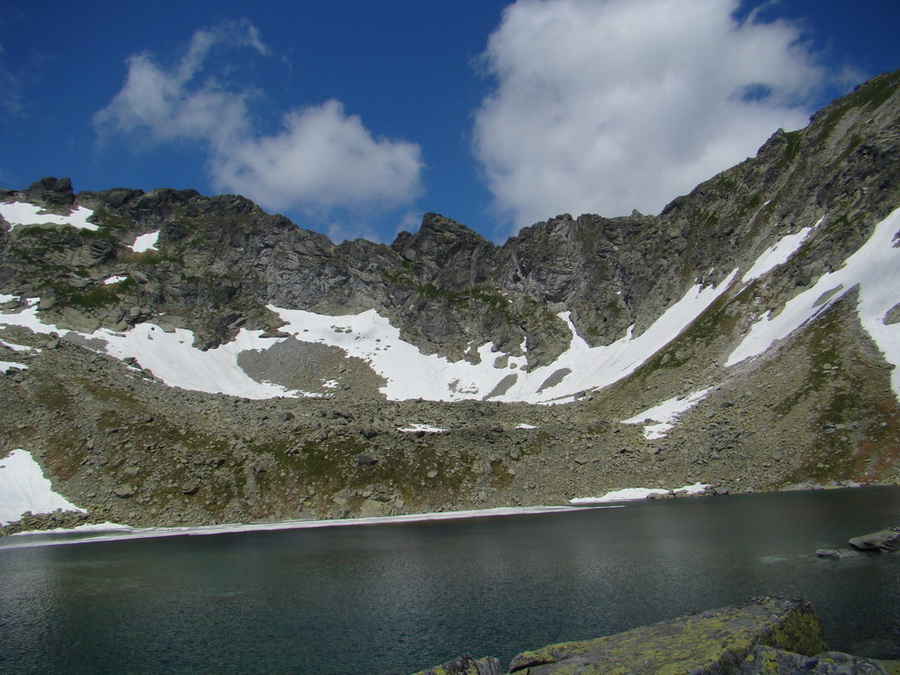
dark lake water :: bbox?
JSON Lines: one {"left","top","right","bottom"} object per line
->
{"left": 1, "top": 487, "right": 898, "bottom": 674}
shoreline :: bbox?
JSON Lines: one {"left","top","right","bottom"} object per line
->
{"left": 0, "top": 503, "right": 625, "bottom": 550}
{"left": 2, "top": 481, "right": 888, "bottom": 551}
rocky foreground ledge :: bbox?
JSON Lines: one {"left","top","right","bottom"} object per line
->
{"left": 413, "top": 597, "right": 899, "bottom": 675}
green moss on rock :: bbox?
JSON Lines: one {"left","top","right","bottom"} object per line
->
{"left": 507, "top": 597, "right": 827, "bottom": 674}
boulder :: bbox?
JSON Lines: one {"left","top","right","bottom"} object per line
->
{"left": 817, "top": 548, "right": 860, "bottom": 559}
{"left": 113, "top": 485, "right": 134, "bottom": 498}
{"left": 849, "top": 528, "right": 900, "bottom": 552}
{"left": 507, "top": 596, "right": 827, "bottom": 674}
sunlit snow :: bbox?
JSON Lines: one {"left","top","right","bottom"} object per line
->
{"left": 397, "top": 424, "right": 446, "bottom": 433}
{"left": 269, "top": 273, "right": 735, "bottom": 403}
{"left": 0, "top": 449, "right": 85, "bottom": 525}
{"left": 569, "top": 482, "right": 709, "bottom": 505}
{"left": 740, "top": 217, "right": 822, "bottom": 283}
{"left": 0, "top": 202, "right": 97, "bottom": 231}
{"left": 95, "top": 324, "right": 296, "bottom": 399}
{"left": 0, "top": 298, "right": 59, "bottom": 335}
{"left": 130, "top": 230, "right": 159, "bottom": 253}
{"left": 0, "top": 338, "right": 32, "bottom": 352}
{"left": 622, "top": 389, "right": 710, "bottom": 439}
{"left": 727, "top": 207, "right": 900, "bottom": 395}
{"left": 0, "top": 360, "right": 27, "bottom": 373}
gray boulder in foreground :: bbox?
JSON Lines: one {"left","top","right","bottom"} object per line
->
{"left": 413, "top": 597, "right": 895, "bottom": 674}
{"left": 507, "top": 596, "right": 827, "bottom": 674}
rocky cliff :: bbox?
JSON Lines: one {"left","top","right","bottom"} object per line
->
{"left": 0, "top": 70, "right": 898, "bottom": 530}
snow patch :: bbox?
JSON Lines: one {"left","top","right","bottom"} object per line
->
{"left": 741, "top": 217, "right": 822, "bottom": 283}
{"left": 0, "top": 202, "right": 97, "bottom": 231}
{"left": 727, "top": 207, "right": 900, "bottom": 395}
{"left": 0, "top": 360, "right": 27, "bottom": 373}
{"left": 0, "top": 338, "right": 33, "bottom": 352}
{"left": 622, "top": 389, "right": 710, "bottom": 439}
{"left": 130, "top": 230, "right": 160, "bottom": 253}
{"left": 0, "top": 449, "right": 85, "bottom": 525}
{"left": 95, "top": 324, "right": 297, "bottom": 399}
{"left": 268, "top": 273, "right": 735, "bottom": 404}
{"left": 570, "top": 482, "right": 709, "bottom": 505}
{"left": 0, "top": 298, "right": 59, "bottom": 335}
{"left": 103, "top": 275, "right": 128, "bottom": 285}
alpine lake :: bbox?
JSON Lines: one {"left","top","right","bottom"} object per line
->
{"left": 1, "top": 486, "right": 898, "bottom": 674}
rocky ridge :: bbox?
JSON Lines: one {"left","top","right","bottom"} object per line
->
{"left": 0, "top": 70, "right": 899, "bottom": 530}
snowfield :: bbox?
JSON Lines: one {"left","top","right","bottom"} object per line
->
{"left": 727, "top": 206, "right": 900, "bottom": 396}
{"left": 740, "top": 217, "right": 822, "bottom": 283}
{"left": 569, "top": 482, "right": 709, "bottom": 505}
{"left": 0, "top": 449, "right": 85, "bottom": 525}
{"left": 129, "top": 230, "right": 160, "bottom": 253}
{"left": 95, "top": 323, "right": 295, "bottom": 399}
{"left": 622, "top": 389, "right": 710, "bottom": 440}
{"left": 268, "top": 269, "right": 736, "bottom": 404}
{"left": 0, "top": 202, "right": 97, "bottom": 231}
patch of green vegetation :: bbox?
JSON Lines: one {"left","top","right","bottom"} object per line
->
{"left": 676, "top": 291, "right": 739, "bottom": 347}
{"left": 718, "top": 176, "right": 737, "bottom": 191}
{"left": 812, "top": 74, "right": 898, "bottom": 148}
{"left": 850, "top": 72, "right": 899, "bottom": 110}
{"left": 745, "top": 193, "right": 764, "bottom": 211}
{"left": 414, "top": 283, "right": 444, "bottom": 300}
{"left": 86, "top": 207, "right": 138, "bottom": 233}
{"left": 691, "top": 208, "right": 720, "bottom": 228}
{"left": 414, "top": 284, "right": 509, "bottom": 314}
{"left": 382, "top": 260, "right": 414, "bottom": 284}
{"left": 61, "top": 285, "right": 121, "bottom": 309}
{"left": 782, "top": 130, "right": 803, "bottom": 163}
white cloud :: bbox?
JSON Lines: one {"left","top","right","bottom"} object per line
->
{"left": 473, "top": 0, "right": 826, "bottom": 232}
{"left": 94, "top": 21, "right": 422, "bottom": 216}
{"left": 210, "top": 100, "right": 423, "bottom": 213}
{"left": 93, "top": 20, "right": 264, "bottom": 147}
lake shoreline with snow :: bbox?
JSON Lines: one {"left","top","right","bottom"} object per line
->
{"left": 0, "top": 460, "right": 871, "bottom": 549}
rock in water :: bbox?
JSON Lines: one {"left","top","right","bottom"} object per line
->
{"left": 849, "top": 528, "right": 900, "bottom": 552}
{"left": 816, "top": 548, "right": 860, "bottom": 559}
{"left": 507, "top": 596, "right": 828, "bottom": 674}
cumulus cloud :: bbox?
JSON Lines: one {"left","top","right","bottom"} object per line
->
{"left": 211, "top": 101, "right": 423, "bottom": 213}
{"left": 94, "top": 20, "right": 423, "bottom": 215}
{"left": 473, "top": 0, "right": 827, "bottom": 231}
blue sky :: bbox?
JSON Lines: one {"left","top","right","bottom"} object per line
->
{"left": 1, "top": 1, "right": 897, "bottom": 244}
